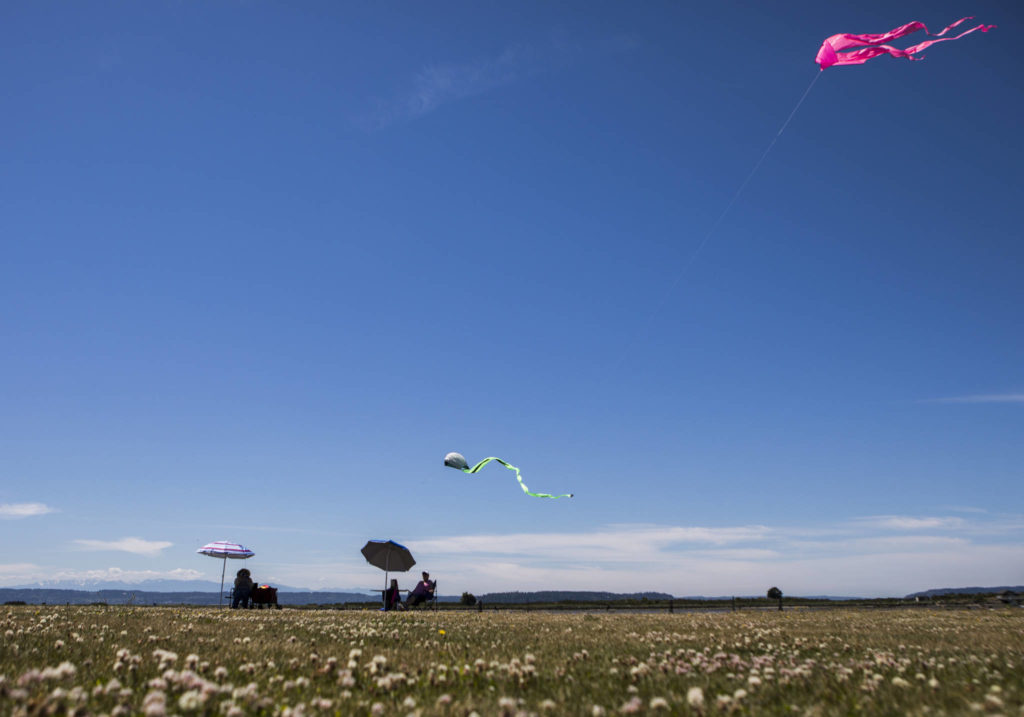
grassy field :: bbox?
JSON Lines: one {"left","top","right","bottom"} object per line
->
{"left": 2, "top": 605, "right": 1021, "bottom": 715}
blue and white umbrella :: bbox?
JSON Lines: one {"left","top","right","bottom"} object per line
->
{"left": 197, "top": 541, "right": 255, "bottom": 606}
{"left": 360, "top": 539, "right": 415, "bottom": 592}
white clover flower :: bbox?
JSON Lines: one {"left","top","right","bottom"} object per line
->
{"left": 629, "top": 663, "right": 649, "bottom": 679}
{"left": 686, "top": 686, "right": 704, "bottom": 709}
{"left": 53, "top": 661, "right": 76, "bottom": 680}
{"left": 177, "top": 689, "right": 204, "bottom": 712}
{"left": 619, "top": 696, "right": 643, "bottom": 714}
{"left": 983, "top": 694, "right": 1004, "bottom": 710}
{"left": 104, "top": 678, "right": 123, "bottom": 695}
{"left": 143, "top": 689, "right": 166, "bottom": 708}
{"left": 650, "top": 696, "right": 670, "bottom": 710}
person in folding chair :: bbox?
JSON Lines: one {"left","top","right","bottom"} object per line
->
{"left": 382, "top": 578, "right": 403, "bottom": 611}
{"left": 404, "top": 571, "right": 436, "bottom": 609}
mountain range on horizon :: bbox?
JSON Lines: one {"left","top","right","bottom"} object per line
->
{"left": 904, "top": 585, "right": 1024, "bottom": 598}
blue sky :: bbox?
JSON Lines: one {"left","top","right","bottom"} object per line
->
{"left": 2, "top": 1, "right": 1021, "bottom": 597}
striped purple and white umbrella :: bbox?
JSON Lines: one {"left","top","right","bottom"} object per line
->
{"left": 197, "top": 541, "right": 255, "bottom": 606}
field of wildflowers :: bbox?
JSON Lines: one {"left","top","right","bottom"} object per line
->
{"left": 2, "top": 605, "right": 1021, "bottom": 715}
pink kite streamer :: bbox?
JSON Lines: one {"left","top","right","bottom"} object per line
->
{"left": 816, "top": 17, "right": 994, "bottom": 69}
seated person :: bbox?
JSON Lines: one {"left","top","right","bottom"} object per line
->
{"left": 232, "top": 568, "right": 254, "bottom": 609}
{"left": 383, "top": 578, "right": 403, "bottom": 611}
{"left": 405, "top": 571, "right": 436, "bottom": 607}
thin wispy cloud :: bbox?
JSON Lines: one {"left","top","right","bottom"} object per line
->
{"left": 73, "top": 537, "right": 173, "bottom": 557}
{"left": 789, "top": 535, "right": 970, "bottom": 553}
{"left": 358, "top": 32, "right": 637, "bottom": 129}
{"left": 852, "top": 515, "right": 966, "bottom": 531}
{"left": 0, "top": 563, "right": 43, "bottom": 577}
{"left": 0, "top": 502, "right": 55, "bottom": 519}
{"left": 925, "top": 393, "right": 1024, "bottom": 404}
{"left": 411, "top": 524, "right": 773, "bottom": 564}
{"left": 360, "top": 44, "right": 539, "bottom": 129}
{"left": 410, "top": 45, "right": 534, "bottom": 116}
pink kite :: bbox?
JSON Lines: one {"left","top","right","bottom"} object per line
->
{"left": 816, "top": 17, "right": 994, "bottom": 69}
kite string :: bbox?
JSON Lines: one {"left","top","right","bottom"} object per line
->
{"left": 674, "top": 70, "right": 820, "bottom": 284}
{"left": 608, "top": 70, "right": 822, "bottom": 373}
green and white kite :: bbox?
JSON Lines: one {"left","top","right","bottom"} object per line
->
{"left": 444, "top": 452, "right": 574, "bottom": 499}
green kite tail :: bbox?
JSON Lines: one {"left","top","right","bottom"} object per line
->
{"left": 463, "top": 457, "right": 574, "bottom": 499}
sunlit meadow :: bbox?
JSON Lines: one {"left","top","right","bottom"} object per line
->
{"left": 1, "top": 605, "right": 1021, "bottom": 715}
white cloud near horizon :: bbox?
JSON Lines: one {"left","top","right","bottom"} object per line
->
{"left": 0, "top": 502, "right": 56, "bottom": 518}
{"left": 0, "top": 565, "right": 205, "bottom": 587}
{"left": 0, "top": 563, "right": 43, "bottom": 576}
{"left": 8, "top": 512, "right": 1020, "bottom": 597}
{"left": 852, "top": 515, "right": 966, "bottom": 530}
{"left": 926, "top": 393, "right": 1024, "bottom": 404}
{"left": 243, "top": 512, "right": 1024, "bottom": 597}
{"left": 392, "top": 514, "right": 1022, "bottom": 597}
{"left": 72, "top": 537, "right": 173, "bottom": 557}
{"left": 253, "top": 541, "right": 1024, "bottom": 599}
{"left": 410, "top": 524, "right": 774, "bottom": 564}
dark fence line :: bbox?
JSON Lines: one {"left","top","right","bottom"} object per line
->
{"left": 289, "top": 596, "right": 1017, "bottom": 613}
{"left": 10, "top": 593, "right": 1018, "bottom": 611}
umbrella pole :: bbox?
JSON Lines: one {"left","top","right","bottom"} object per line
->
{"left": 220, "top": 556, "right": 227, "bottom": 607}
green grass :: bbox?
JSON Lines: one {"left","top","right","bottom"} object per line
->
{"left": 2, "top": 606, "right": 1021, "bottom": 715}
